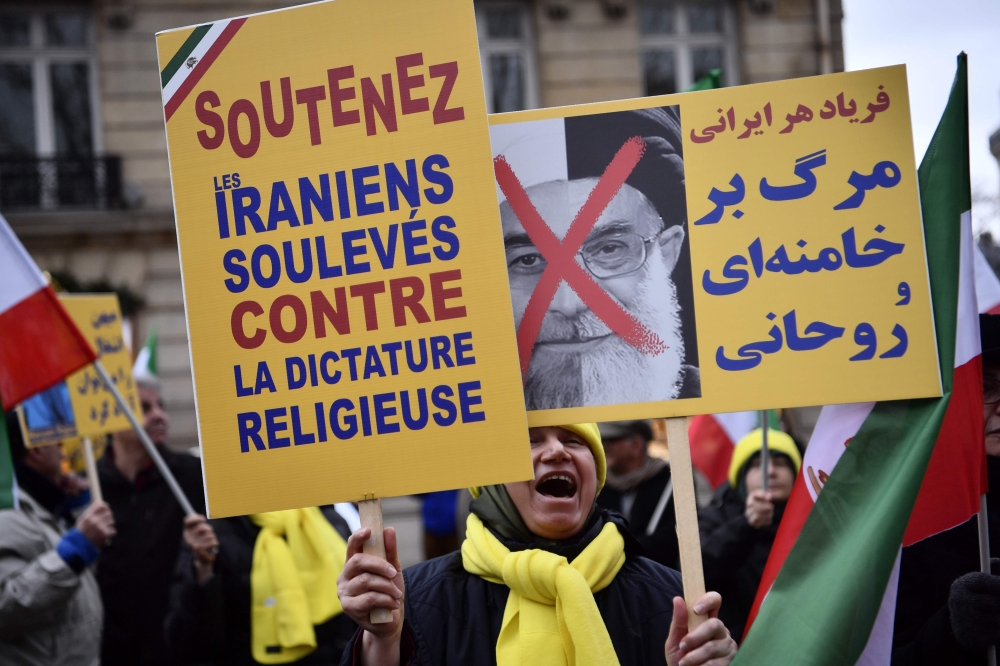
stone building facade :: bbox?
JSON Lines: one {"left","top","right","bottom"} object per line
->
{"left": 1, "top": 0, "right": 843, "bottom": 452}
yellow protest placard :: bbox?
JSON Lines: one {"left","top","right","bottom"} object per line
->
{"left": 157, "top": 0, "right": 530, "bottom": 516}
{"left": 18, "top": 294, "right": 139, "bottom": 446}
{"left": 488, "top": 65, "right": 941, "bottom": 426}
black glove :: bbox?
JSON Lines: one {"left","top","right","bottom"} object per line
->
{"left": 949, "top": 570, "right": 1000, "bottom": 650}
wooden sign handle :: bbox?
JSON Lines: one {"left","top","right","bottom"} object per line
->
{"left": 665, "top": 417, "right": 707, "bottom": 629}
{"left": 358, "top": 498, "right": 394, "bottom": 624}
{"left": 81, "top": 436, "right": 103, "bottom": 504}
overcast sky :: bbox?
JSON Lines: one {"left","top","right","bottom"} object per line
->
{"left": 842, "top": 0, "right": 1000, "bottom": 232}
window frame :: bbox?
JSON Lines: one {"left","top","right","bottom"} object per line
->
{"left": 475, "top": 1, "right": 540, "bottom": 113}
{"left": 0, "top": 7, "right": 102, "bottom": 157}
{"left": 639, "top": 1, "right": 739, "bottom": 94}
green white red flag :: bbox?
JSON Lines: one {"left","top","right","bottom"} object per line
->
{"left": 737, "top": 54, "right": 985, "bottom": 665}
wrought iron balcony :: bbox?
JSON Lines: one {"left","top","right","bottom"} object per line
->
{"left": 0, "top": 155, "right": 122, "bottom": 211}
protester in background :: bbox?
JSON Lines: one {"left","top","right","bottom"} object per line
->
{"left": 0, "top": 411, "right": 115, "bottom": 666}
{"left": 96, "top": 375, "right": 205, "bottom": 666}
{"left": 698, "top": 427, "right": 801, "bottom": 643}
{"left": 165, "top": 505, "right": 358, "bottom": 664}
{"left": 420, "top": 490, "right": 460, "bottom": 559}
{"left": 596, "top": 420, "right": 680, "bottom": 568}
{"left": 337, "top": 424, "right": 737, "bottom": 665}
{"left": 892, "top": 313, "right": 1000, "bottom": 665}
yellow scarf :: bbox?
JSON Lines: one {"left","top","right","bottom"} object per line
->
{"left": 248, "top": 508, "right": 347, "bottom": 664}
{"left": 461, "top": 513, "right": 626, "bottom": 666}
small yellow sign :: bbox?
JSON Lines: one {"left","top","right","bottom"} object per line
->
{"left": 488, "top": 65, "right": 941, "bottom": 425}
{"left": 157, "top": 0, "right": 530, "bottom": 516}
{"left": 19, "top": 294, "right": 139, "bottom": 446}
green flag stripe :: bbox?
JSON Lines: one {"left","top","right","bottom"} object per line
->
{"left": 735, "top": 54, "right": 969, "bottom": 665}
{"left": 0, "top": 403, "right": 16, "bottom": 509}
{"left": 160, "top": 24, "right": 212, "bottom": 89}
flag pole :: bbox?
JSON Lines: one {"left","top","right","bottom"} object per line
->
{"left": 760, "top": 410, "right": 770, "bottom": 492}
{"left": 977, "top": 494, "right": 997, "bottom": 666}
{"left": 93, "top": 360, "right": 196, "bottom": 516}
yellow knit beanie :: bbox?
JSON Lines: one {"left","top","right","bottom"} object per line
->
{"left": 471, "top": 423, "right": 606, "bottom": 498}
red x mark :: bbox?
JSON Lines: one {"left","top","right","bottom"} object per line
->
{"left": 494, "top": 135, "right": 667, "bottom": 381}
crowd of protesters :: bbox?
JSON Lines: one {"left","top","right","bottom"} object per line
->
{"left": 4, "top": 317, "right": 1000, "bottom": 664}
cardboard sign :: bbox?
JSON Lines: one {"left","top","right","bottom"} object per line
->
{"left": 489, "top": 66, "right": 941, "bottom": 426}
{"left": 19, "top": 294, "right": 138, "bottom": 446}
{"left": 157, "top": 0, "right": 530, "bottom": 516}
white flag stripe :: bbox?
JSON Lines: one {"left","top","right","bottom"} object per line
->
{"left": 974, "top": 243, "right": 1000, "bottom": 313}
{"left": 160, "top": 20, "right": 231, "bottom": 107}
{"left": 0, "top": 212, "right": 47, "bottom": 313}
{"left": 715, "top": 411, "right": 759, "bottom": 444}
{"left": 803, "top": 401, "right": 875, "bottom": 502}
{"left": 854, "top": 552, "right": 901, "bottom": 666}
{"left": 955, "top": 210, "right": 981, "bottom": 366}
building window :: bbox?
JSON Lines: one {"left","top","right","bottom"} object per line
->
{"left": 638, "top": 0, "right": 736, "bottom": 95}
{"left": 0, "top": 9, "right": 98, "bottom": 158}
{"left": 476, "top": 3, "right": 539, "bottom": 113}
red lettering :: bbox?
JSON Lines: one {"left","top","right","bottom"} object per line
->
{"left": 311, "top": 288, "right": 350, "bottom": 337}
{"left": 361, "top": 74, "right": 398, "bottom": 136}
{"left": 232, "top": 301, "right": 266, "bottom": 349}
{"left": 349, "top": 281, "right": 387, "bottom": 331}
{"left": 430, "top": 270, "right": 466, "bottom": 320}
{"left": 396, "top": 53, "right": 429, "bottom": 115}
{"left": 228, "top": 99, "right": 260, "bottom": 159}
{"left": 328, "top": 66, "right": 360, "bottom": 127}
{"left": 389, "top": 276, "right": 431, "bottom": 327}
{"left": 269, "top": 294, "right": 307, "bottom": 343}
{"left": 261, "top": 77, "right": 294, "bottom": 138}
{"left": 295, "top": 85, "right": 327, "bottom": 146}
{"left": 429, "top": 62, "right": 464, "bottom": 124}
{"left": 196, "top": 90, "right": 224, "bottom": 149}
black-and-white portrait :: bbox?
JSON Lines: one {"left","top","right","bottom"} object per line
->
{"left": 491, "top": 106, "right": 699, "bottom": 411}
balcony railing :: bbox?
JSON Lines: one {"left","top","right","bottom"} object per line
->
{"left": 0, "top": 156, "right": 122, "bottom": 211}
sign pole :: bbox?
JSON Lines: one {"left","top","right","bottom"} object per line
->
{"left": 759, "top": 410, "right": 770, "bottom": 492}
{"left": 977, "top": 494, "right": 997, "bottom": 666}
{"left": 359, "top": 497, "right": 394, "bottom": 624}
{"left": 93, "top": 360, "right": 196, "bottom": 517}
{"left": 665, "top": 417, "right": 706, "bottom": 629}
{"left": 81, "top": 436, "right": 103, "bottom": 504}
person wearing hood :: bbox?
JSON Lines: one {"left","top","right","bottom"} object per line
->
{"left": 336, "top": 424, "right": 738, "bottom": 666}
{"left": 698, "top": 427, "right": 801, "bottom": 643}
{"left": 891, "top": 313, "right": 1000, "bottom": 665}
{"left": 0, "top": 411, "right": 115, "bottom": 666}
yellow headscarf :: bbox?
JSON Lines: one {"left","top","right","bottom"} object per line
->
{"left": 463, "top": 422, "right": 625, "bottom": 666}
{"left": 248, "top": 508, "right": 347, "bottom": 664}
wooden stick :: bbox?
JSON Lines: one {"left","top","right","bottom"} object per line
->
{"left": 81, "top": 436, "right": 103, "bottom": 504}
{"left": 666, "top": 416, "right": 707, "bottom": 629}
{"left": 358, "top": 498, "right": 394, "bottom": 624}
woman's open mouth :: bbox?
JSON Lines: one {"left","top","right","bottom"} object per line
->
{"left": 535, "top": 474, "right": 578, "bottom": 498}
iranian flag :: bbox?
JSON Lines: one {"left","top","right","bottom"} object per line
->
{"left": 737, "top": 55, "right": 984, "bottom": 664}
{"left": 689, "top": 411, "right": 772, "bottom": 488}
{"left": 0, "top": 213, "right": 96, "bottom": 409}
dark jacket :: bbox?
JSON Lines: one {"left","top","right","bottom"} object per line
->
{"left": 96, "top": 445, "right": 205, "bottom": 666}
{"left": 597, "top": 464, "right": 680, "bottom": 568}
{"left": 165, "top": 505, "right": 357, "bottom": 665}
{"left": 698, "top": 483, "right": 782, "bottom": 643}
{"left": 892, "top": 456, "right": 1000, "bottom": 666}
{"left": 341, "top": 510, "right": 684, "bottom": 665}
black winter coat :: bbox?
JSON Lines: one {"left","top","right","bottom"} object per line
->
{"left": 892, "top": 456, "right": 1000, "bottom": 666}
{"left": 96, "top": 446, "right": 206, "bottom": 666}
{"left": 698, "top": 483, "right": 782, "bottom": 643}
{"left": 164, "top": 506, "right": 357, "bottom": 665}
{"left": 340, "top": 510, "right": 684, "bottom": 666}
{"left": 597, "top": 465, "right": 680, "bottom": 568}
